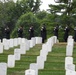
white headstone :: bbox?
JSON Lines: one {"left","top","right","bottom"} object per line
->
{"left": 0, "top": 63, "right": 7, "bottom": 75}
{"left": 9, "top": 39, "right": 14, "bottom": 48}
{"left": 20, "top": 42, "right": 26, "bottom": 54}
{"left": 2, "top": 38, "right": 6, "bottom": 45}
{"left": 47, "top": 38, "right": 53, "bottom": 47}
{"left": 42, "top": 45, "right": 48, "bottom": 55}
{"left": 29, "top": 40, "right": 34, "bottom": 48}
{"left": 37, "top": 56, "right": 45, "bottom": 69}
{"left": 35, "top": 37, "right": 42, "bottom": 44}
{"left": 17, "top": 37, "right": 22, "bottom": 45}
{"left": 66, "top": 64, "right": 75, "bottom": 71}
{"left": 3, "top": 39, "right": 9, "bottom": 50}
{"left": 30, "top": 63, "right": 38, "bottom": 75}
{"left": 42, "top": 44, "right": 48, "bottom": 54}
{"left": 65, "top": 57, "right": 73, "bottom": 70}
{"left": 20, "top": 39, "right": 30, "bottom": 51}
{"left": 7, "top": 55, "right": 15, "bottom": 68}
{"left": 0, "top": 43, "right": 3, "bottom": 53}
{"left": 66, "top": 45, "right": 73, "bottom": 56}
{"left": 21, "top": 38, "right": 26, "bottom": 43}
{"left": 25, "top": 69, "right": 35, "bottom": 75}
{"left": 51, "top": 37, "right": 55, "bottom": 46}
{"left": 31, "top": 37, "right": 36, "bottom": 46}
{"left": 67, "top": 39, "right": 74, "bottom": 46}
{"left": 14, "top": 48, "right": 21, "bottom": 60}
{"left": 40, "top": 50, "right": 47, "bottom": 61}
{"left": 13, "top": 38, "right": 18, "bottom": 46}
{"left": 46, "top": 41, "right": 52, "bottom": 52}
{"left": 26, "top": 40, "right": 30, "bottom": 51}
{"left": 53, "top": 36, "right": 57, "bottom": 43}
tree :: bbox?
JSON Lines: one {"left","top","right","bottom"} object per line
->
{"left": 0, "top": 0, "right": 41, "bottom": 39}
{"left": 11, "top": 12, "right": 40, "bottom": 38}
{"left": 15, "top": 0, "right": 41, "bottom": 15}
{"left": 0, "top": 0, "right": 16, "bottom": 34}
{"left": 47, "top": 0, "right": 76, "bottom": 41}
{"left": 48, "top": 0, "right": 76, "bottom": 27}
{"left": 36, "top": 10, "right": 47, "bottom": 20}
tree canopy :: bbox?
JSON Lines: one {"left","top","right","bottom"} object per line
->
{"left": 48, "top": 0, "right": 76, "bottom": 27}
{"left": 0, "top": 0, "right": 41, "bottom": 39}
{"left": 0, "top": 0, "right": 76, "bottom": 41}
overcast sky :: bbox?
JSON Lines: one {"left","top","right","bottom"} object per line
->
{"left": 13, "top": 0, "right": 56, "bottom": 11}
{"left": 40, "top": 0, "right": 55, "bottom": 10}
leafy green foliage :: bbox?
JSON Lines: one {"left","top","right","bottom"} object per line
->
{"left": 49, "top": 0, "right": 76, "bottom": 27}
{"left": 35, "top": 11, "right": 57, "bottom": 38}
{"left": 0, "top": 0, "right": 41, "bottom": 39}
{"left": 11, "top": 12, "right": 40, "bottom": 38}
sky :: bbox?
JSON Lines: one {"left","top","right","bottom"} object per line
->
{"left": 13, "top": 0, "right": 56, "bottom": 11}
{"left": 40, "top": 0, "right": 55, "bottom": 11}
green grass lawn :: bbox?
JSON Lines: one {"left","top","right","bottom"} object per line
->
{"left": 39, "top": 43, "right": 66, "bottom": 75}
{"left": 0, "top": 42, "right": 76, "bottom": 75}
{"left": 39, "top": 43, "right": 76, "bottom": 75}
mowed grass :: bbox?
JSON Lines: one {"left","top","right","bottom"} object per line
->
{"left": 38, "top": 43, "right": 66, "bottom": 75}
{"left": 39, "top": 42, "right": 76, "bottom": 75}
{"left": 0, "top": 42, "right": 76, "bottom": 75}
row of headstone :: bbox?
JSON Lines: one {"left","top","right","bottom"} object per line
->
{"left": 25, "top": 36, "right": 57, "bottom": 75}
{"left": 3, "top": 38, "right": 19, "bottom": 50}
{"left": 65, "top": 36, "right": 76, "bottom": 75}
{"left": 0, "top": 37, "right": 42, "bottom": 53}
{"left": 0, "top": 38, "right": 21, "bottom": 52}
{"left": 0, "top": 37, "right": 42, "bottom": 75}
{"left": 0, "top": 38, "right": 22, "bottom": 53}
{"left": 7, "top": 37, "right": 42, "bottom": 68}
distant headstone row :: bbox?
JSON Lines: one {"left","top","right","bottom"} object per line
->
{"left": 0, "top": 37, "right": 42, "bottom": 53}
